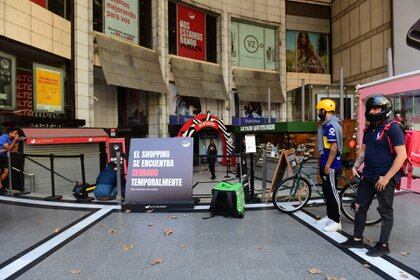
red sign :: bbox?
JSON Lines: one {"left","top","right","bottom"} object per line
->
{"left": 16, "top": 70, "right": 33, "bottom": 117}
{"left": 177, "top": 4, "right": 206, "bottom": 61}
{"left": 26, "top": 137, "right": 109, "bottom": 145}
{"left": 31, "top": 0, "right": 47, "bottom": 8}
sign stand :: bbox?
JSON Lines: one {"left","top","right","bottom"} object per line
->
{"left": 264, "top": 149, "right": 297, "bottom": 203}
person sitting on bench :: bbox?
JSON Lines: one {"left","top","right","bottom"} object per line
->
{"left": 94, "top": 162, "right": 117, "bottom": 201}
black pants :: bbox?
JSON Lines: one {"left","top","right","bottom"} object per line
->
{"left": 209, "top": 162, "right": 215, "bottom": 178}
{"left": 320, "top": 168, "right": 340, "bottom": 223}
{"left": 354, "top": 177, "right": 396, "bottom": 244}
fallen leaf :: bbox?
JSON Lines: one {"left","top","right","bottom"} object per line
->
{"left": 107, "top": 228, "right": 116, "bottom": 234}
{"left": 400, "top": 251, "right": 410, "bottom": 257}
{"left": 69, "top": 269, "right": 81, "bottom": 274}
{"left": 101, "top": 223, "right": 106, "bottom": 227}
{"left": 367, "top": 238, "right": 374, "bottom": 245}
{"left": 326, "top": 276, "right": 336, "bottom": 280}
{"left": 363, "top": 263, "right": 370, "bottom": 268}
{"left": 257, "top": 246, "right": 263, "bottom": 250}
{"left": 308, "top": 267, "right": 322, "bottom": 275}
{"left": 315, "top": 215, "right": 321, "bottom": 220}
{"left": 124, "top": 209, "right": 132, "bottom": 213}
{"left": 53, "top": 227, "right": 60, "bottom": 233}
{"left": 171, "top": 216, "right": 178, "bottom": 219}
{"left": 147, "top": 223, "right": 155, "bottom": 227}
{"left": 164, "top": 228, "right": 174, "bottom": 236}
{"left": 180, "top": 243, "right": 187, "bottom": 249}
{"left": 123, "top": 244, "right": 134, "bottom": 252}
{"left": 150, "top": 256, "right": 163, "bottom": 266}
{"left": 400, "top": 272, "right": 409, "bottom": 279}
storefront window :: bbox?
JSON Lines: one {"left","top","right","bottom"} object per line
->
{"left": 286, "top": 30, "right": 329, "bottom": 74}
{"left": 168, "top": 1, "right": 217, "bottom": 63}
{"left": 93, "top": 0, "right": 152, "bottom": 48}
{"left": 31, "top": 0, "right": 70, "bottom": 19}
{"left": 118, "top": 88, "right": 148, "bottom": 128}
{"left": 231, "top": 21, "right": 277, "bottom": 70}
{"left": 390, "top": 91, "right": 420, "bottom": 130}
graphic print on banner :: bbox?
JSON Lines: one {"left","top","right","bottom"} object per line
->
{"left": 16, "top": 70, "right": 33, "bottom": 116}
{"left": 177, "top": 4, "right": 206, "bottom": 60}
{"left": 0, "top": 51, "right": 16, "bottom": 110}
{"left": 33, "top": 64, "right": 64, "bottom": 114}
{"left": 104, "top": 0, "right": 139, "bottom": 44}
{"left": 125, "top": 138, "right": 194, "bottom": 207}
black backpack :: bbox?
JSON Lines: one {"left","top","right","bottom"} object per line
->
{"left": 72, "top": 182, "right": 89, "bottom": 200}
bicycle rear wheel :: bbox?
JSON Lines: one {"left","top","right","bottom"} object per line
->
{"left": 340, "top": 184, "right": 382, "bottom": 226}
{"left": 272, "top": 176, "right": 312, "bottom": 213}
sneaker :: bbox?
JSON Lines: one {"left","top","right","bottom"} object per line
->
{"left": 366, "top": 242, "right": 390, "bottom": 257}
{"left": 316, "top": 216, "right": 331, "bottom": 226}
{"left": 323, "top": 221, "right": 342, "bottom": 232}
{"left": 338, "top": 238, "right": 364, "bottom": 249}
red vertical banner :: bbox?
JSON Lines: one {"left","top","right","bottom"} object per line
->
{"left": 31, "top": 0, "right": 47, "bottom": 8}
{"left": 16, "top": 70, "right": 33, "bottom": 116}
{"left": 177, "top": 4, "right": 206, "bottom": 61}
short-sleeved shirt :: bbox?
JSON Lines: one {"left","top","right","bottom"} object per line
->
{"left": 363, "top": 121, "right": 405, "bottom": 180}
{"left": 320, "top": 123, "right": 341, "bottom": 169}
{"left": 0, "top": 134, "right": 12, "bottom": 158}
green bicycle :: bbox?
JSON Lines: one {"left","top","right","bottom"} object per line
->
{"left": 272, "top": 157, "right": 382, "bottom": 226}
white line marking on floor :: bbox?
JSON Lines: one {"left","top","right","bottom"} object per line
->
{"left": 292, "top": 210, "right": 419, "bottom": 280}
{"left": 0, "top": 196, "right": 121, "bottom": 210}
{"left": 0, "top": 207, "right": 114, "bottom": 280}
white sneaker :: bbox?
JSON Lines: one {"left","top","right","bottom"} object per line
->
{"left": 316, "top": 216, "right": 331, "bottom": 226}
{"left": 323, "top": 221, "right": 342, "bottom": 232}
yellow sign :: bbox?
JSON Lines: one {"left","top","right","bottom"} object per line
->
{"left": 34, "top": 66, "right": 63, "bottom": 113}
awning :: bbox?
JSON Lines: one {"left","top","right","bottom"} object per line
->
{"left": 170, "top": 56, "right": 228, "bottom": 100}
{"left": 22, "top": 128, "right": 109, "bottom": 145}
{"left": 233, "top": 68, "right": 285, "bottom": 103}
{"left": 94, "top": 32, "right": 167, "bottom": 94}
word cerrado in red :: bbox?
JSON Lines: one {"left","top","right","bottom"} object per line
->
{"left": 132, "top": 169, "right": 159, "bottom": 177}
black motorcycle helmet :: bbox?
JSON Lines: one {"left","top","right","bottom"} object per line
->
{"left": 365, "top": 95, "right": 392, "bottom": 123}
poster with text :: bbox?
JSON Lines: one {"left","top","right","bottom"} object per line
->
{"left": 0, "top": 51, "right": 16, "bottom": 110}
{"left": 177, "top": 4, "right": 206, "bottom": 60}
{"left": 33, "top": 63, "right": 64, "bottom": 114}
{"left": 104, "top": 0, "right": 139, "bottom": 44}
{"left": 125, "top": 138, "right": 194, "bottom": 208}
{"left": 286, "top": 31, "right": 329, "bottom": 74}
{"left": 16, "top": 70, "right": 33, "bottom": 116}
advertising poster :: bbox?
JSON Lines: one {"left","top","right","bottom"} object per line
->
{"left": 16, "top": 70, "right": 33, "bottom": 116}
{"left": 104, "top": 0, "right": 139, "bottom": 44}
{"left": 33, "top": 63, "right": 64, "bottom": 114}
{"left": 125, "top": 138, "right": 194, "bottom": 209}
{"left": 0, "top": 51, "right": 16, "bottom": 110}
{"left": 231, "top": 21, "right": 276, "bottom": 70}
{"left": 168, "top": 83, "right": 202, "bottom": 124}
{"left": 177, "top": 4, "right": 206, "bottom": 60}
{"left": 286, "top": 31, "right": 329, "bottom": 74}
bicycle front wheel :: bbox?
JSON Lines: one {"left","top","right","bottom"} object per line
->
{"left": 340, "top": 184, "right": 382, "bottom": 226}
{"left": 272, "top": 176, "right": 312, "bottom": 213}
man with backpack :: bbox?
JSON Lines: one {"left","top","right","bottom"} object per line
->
{"left": 316, "top": 99, "right": 343, "bottom": 232}
{"left": 339, "top": 95, "right": 407, "bottom": 257}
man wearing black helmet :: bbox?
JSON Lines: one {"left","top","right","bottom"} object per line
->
{"left": 339, "top": 95, "right": 407, "bottom": 257}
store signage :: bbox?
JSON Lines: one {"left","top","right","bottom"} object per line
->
{"left": 104, "top": 0, "right": 139, "bottom": 44}
{"left": 26, "top": 137, "right": 108, "bottom": 145}
{"left": 231, "top": 21, "right": 276, "bottom": 70}
{"left": 33, "top": 63, "right": 64, "bottom": 114}
{"left": 16, "top": 70, "right": 33, "bottom": 116}
{"left": 0, "top": 51, "right": 16, "bottom": 110}
{"left": 177, "top": 4, "right": 206, "bottom": 61}
{"left": 30, "top": 0, "right": 47, "bottom": 8}
{"left": 125, "top": 138, "right": 194, "bottom": 208}
{"left": 240, "top": 124, "right": 276, "bottom": 133}
{"left": 232, "top": 117, "right": 276, "bottom": 125}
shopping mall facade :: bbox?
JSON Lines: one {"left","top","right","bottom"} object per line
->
{"left": 0, "top": 0, "right": 418, "bottom": 145}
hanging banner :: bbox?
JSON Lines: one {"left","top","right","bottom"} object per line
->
{"left": 0, "top": 51, "right": 16, "bottom": 110}
{"left": 30, "top": 0, "right": 47, "bottom": 8}
{"left": 104, "top": 0, "right": 139, "bottom": 44}
{"left": 16, "top": 70, "right": 33, "bottom": 116}
{"left": 33, "top": 63, "right": 65, "bottom": 114}
{"left": 177, "top": 4, "right": 206, "bottom": 61}
{"left": 124, "top": 138, "right": 194, "bottom": 210}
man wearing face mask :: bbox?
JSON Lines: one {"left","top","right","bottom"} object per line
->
{"left": 316, "top": 99, "right": 343, "bottom": 232}
{"left": 339, "top": 95, "right": 406, "bottom": 257}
